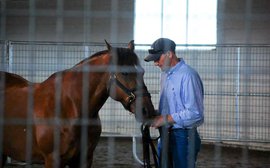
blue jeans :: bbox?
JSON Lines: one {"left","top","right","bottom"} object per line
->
{"left": 158, "top": 128, "right": 201, "bottom": 168}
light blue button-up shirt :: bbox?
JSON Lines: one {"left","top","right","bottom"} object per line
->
{"left": 159, "top": 59, "right": 204, "bottom": 129}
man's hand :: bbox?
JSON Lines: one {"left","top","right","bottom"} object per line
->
{"left": 151, "top": 115, "right": 175, "bottom": 128}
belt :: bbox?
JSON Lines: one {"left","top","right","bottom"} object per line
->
{"left": 169, "top": 127, "right": 196, "bottom": 132}
{"left": 159, "top": 126, "right": 196, "bottom": 135}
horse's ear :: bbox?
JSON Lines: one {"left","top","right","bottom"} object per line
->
{"left": 128, "top": 40, "right": 135, "bottom": 51}
{"left": 105, "top": 39, "right": 112, "bottom": 51}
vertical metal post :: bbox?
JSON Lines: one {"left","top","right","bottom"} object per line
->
{"left": 110, "top": 0, "right": 119, "bottom": 42}
{"left": 185, "top": 0, "right": 189, "bottom": 44}
{"left": 161, "top": 0, "right": 164, "bottom": 37}
{"left": 84, "top": 0, "right": 91, "bottom": 43}
{"left": 80, "top": 1, "right": 92, "bottom": 167}
{"left": 214, "top": 46, "right": 223, "bottom": 168}
{"left": 84, "top": 46, "right": 89, "bottom": 59}
{"left": 0, "top": 0, "right": 6, "bottom": 40}
{"left": 235, "top": 47, "right": 240, "bottom": 139}
{"left": 0, "top": 0, "right": 7, "bottom": 157}
{"left": 0, "top": 44, "right": 5, "bottom": 168}
{"left": 109, "top": 2, "right": 119, "bottom": 163}
{"left": 8, "top": 41, "right": 13, "bottom": 72}
{"left": 1, "top": 41, "right": 8, "bottom": 71}
{"left": 25, "top": 0, "right": 36, "bottom": 166}
{"left": 53, "top": 1, "right": 64, "bottom": 167}
{"left": 241, "top": 0, "right": 252, "bottom": 165}
{"left": 80, "top": 64, "right": 90, "bottom": 168}
{"left": 56, "top": 0, "right": 63, "bottom": 42}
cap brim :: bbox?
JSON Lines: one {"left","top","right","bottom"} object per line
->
{"left": 144, "top": 53, "right": 162, "bottom": 62}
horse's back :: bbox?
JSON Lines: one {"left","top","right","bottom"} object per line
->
{"left": 0, "top": 71, "right": 30, "bottom": 88}
{"left": 1, "top": 71, "right": 32, "bottom": 118}
{"left": 0, "top": 71, "right": 44, "bottom": 163}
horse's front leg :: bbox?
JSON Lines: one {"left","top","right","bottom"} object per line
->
{"left": 86, "top": 116, "right": 102, "bottom": 167}
{"left": 44, "top": 153, "right": 65, "bottom": 168}
{"left": 66, "top": 153, "right": 80, "bottom": 168}
{"left": 0, "top": 155, "right": 7, "bottom": 168}
{"left": 68, "top": 117, "right": 101, "bottom": 168}
{"left": 67, "top": 148, "right": 94, "bottom": 168}
{"left": 86, "top": 148, "right": 95, "bottom": 168}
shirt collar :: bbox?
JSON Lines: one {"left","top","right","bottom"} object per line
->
{"left": 166, "top": 58, "right": 185, "bottom": 75}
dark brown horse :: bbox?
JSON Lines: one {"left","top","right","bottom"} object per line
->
{"left": 0, "top": 40, "right": 156, "bottom": 168}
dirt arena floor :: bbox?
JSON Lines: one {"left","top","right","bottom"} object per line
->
{"left": 4, "top": 137, "right": 270, "bottom": 168}
{"left": 92, "top": 137, "right": 270, "bottom": 168}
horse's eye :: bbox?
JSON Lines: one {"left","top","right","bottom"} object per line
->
{"left": 122, "top": 72, "right": 128, "bottom": 76}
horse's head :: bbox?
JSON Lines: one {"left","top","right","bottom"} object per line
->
{"left": 105, "top": 40, "right": 157, "bottom": 123}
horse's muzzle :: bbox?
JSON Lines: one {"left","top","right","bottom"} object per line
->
{"left": 134, "top": 107, "right": 156, "bottom": 124}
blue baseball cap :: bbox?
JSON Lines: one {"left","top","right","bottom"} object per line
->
{"left": 144, "top": 38, "right": 176, "bottom": 62}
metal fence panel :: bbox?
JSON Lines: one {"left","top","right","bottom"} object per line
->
{"left": 0, "top": 41, "right": 269, "bottom": 143}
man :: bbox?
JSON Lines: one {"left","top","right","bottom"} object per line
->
{"left": 144, "top": 38, "right": 204, "bottom": 168}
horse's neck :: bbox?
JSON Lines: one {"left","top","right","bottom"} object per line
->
{"left": 64, "top": 56, "right": 110, "bottom": 117}
{"left": 38, "top": 54, "right": 111, "bottom": 118}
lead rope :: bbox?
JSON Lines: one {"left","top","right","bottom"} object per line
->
{"left": 141, "top": 124, "right": 159, "bottom": 168}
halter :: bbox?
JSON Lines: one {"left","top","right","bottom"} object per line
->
{"left": 107, "top": 73, "right": 151, "bottom": 111}
{"left": 108, "top": 73, "right": 159, "bottom": 167}
{"left": 141, "top": 124, "right": 159, "bottom": 168}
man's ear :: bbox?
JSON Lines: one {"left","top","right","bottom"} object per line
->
{"left": 128, "top": 40, "right": 135, "bottom": 51}
{"left": 166, "top": 51, "right": 172, "bottom": 58}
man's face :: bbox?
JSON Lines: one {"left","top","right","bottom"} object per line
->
{"left": 154, "top": 52, "right": 171, "bottom": 71}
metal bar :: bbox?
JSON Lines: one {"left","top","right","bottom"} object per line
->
{"left": 132, "top": 136, "right": 144, "bottom": 165}
{"left": 161, "top": 0, "right": 164, "bottom": 37}
{"left": 0, "top": 0, "right": 6, "bottom": 40}
{"left": 25, "top": 0, "right": 36, "bottom": 166}
{"left": 235, "top": 47, "right": 240, "bottom": 139}
{"left": 7, "top": 41, "right": 13, "bottom": 72}
{"left": 185, "top": 0, "right": 189, "bottom": 44}
{"left": 8, "top": 40, "right": 270, "bottom": 47}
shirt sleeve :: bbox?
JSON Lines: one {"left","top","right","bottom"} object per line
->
{"left": 171, "top": 73, "right": 204, "bottom": 128}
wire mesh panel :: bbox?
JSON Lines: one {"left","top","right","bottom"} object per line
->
{"left": 181, "top": 46, "right": 270, "bottom": 143}
{"left": 0, "top": 42, "right": 270, "bottom": 168}
{"left": 1, "top": 42, "right": 270, "bottom": 142}
{"left": 7, "top": 42, "right": 106, "bottom": 81}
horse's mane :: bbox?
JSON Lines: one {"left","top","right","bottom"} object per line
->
{"left": 47, "top": 47, "right": 139, "bottom": 82}
{"left": 113, "top": 47, "right": 139, "bottom": 66}
{"left": 75, "top": 47, "right": 139, "bottom": 67}
{"left": 73, "top": 50, "right": 108, "bottom": 66}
